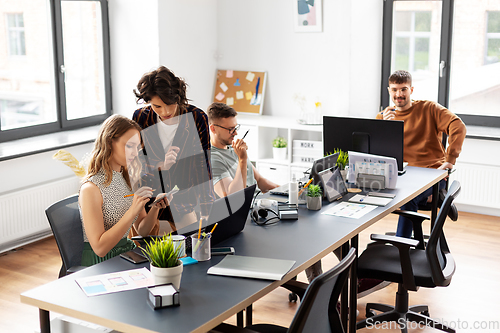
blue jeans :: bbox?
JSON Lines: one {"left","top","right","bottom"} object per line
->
{"left": 396, "top": 179, "right": 446, "bottom": 238}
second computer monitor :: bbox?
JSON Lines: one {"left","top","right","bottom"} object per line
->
{"left": 323, "top": 116, "right": 404, "bottom": 172}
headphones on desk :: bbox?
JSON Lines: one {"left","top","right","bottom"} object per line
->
{"left": 250, "top": 191, "right": 280, "bottom": 226}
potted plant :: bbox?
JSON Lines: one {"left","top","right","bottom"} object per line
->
{"left": 333, "top": 148, "right": 349, "bottom": 180}
{"left": 272, "top": 136, "right": 287, "bottom": 160}
{"left": 140, "top": 234, "right": 183, "bottom": 289}
{"left": 306, "top": 184, "right": 322, "bottom": 210}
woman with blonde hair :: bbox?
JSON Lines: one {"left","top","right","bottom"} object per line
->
{"left": 79, "top": 114, "right": 167, "bottom": 266}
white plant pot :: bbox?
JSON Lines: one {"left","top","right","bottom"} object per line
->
{"left": 150, "top": 260, "right": 183, "bottom": 289}
{"left": 306, "top": 196, "right": 322, "bottom": 210}
{"left": 273, "top": 147, "right": 287, "bottom": 161}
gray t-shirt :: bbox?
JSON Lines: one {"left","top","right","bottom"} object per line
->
{"left": 210, "top": 145, "right": 256, "bottom": 189}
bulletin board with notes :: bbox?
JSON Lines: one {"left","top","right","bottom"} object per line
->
{"left": 213, "top": 69, "right": 267, "bottom": 114}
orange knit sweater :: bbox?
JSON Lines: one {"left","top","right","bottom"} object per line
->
{"left": 376, "top": 100, "right": 466, "bottom": 168}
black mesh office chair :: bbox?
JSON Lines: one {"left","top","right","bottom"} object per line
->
{"left": 45, "top": 194, "right": 85, "bottom": 278}
{"left": 211, "top": 247, "right": 356, "bottom": 333}
{"left": 356, "top": 181, "right": 461, "bottom": 333}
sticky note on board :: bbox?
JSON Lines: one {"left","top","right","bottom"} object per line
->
{"left": 215, "top": 92, "right": 225, "bottom": 101}
{"left": 246, "top": 72, "right": 255, "bottom": 82}
{"left": 226, "top": 97, "right": 234, "bottom": 106}
{"left": 226, "top": 70, "right": 233, "bottom": 78}
{"left": 236, "top": 91, "right": 244, "bottom": 100}
{"left": 245, "top": 92, "right": 253, "bottom": 100}
{"left": 220, "top": 82, "right": 228, "bottom": 92}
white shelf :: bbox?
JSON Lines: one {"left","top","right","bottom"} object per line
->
{"left": 257, "top": 158, "right": 290, "bottom": 166}
{"left": 239, "top": 115, "right": 323, "bottom": 184}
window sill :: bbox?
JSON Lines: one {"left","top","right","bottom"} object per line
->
{"left": 0, "top": 126, "right": 100, "bottom": 162}
{"left": 465, "top": 126, "right": 500, "bottom": 141}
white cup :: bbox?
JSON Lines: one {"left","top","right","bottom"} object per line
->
{"left": 171, "top": 235, "right": 186, "bottom": 258}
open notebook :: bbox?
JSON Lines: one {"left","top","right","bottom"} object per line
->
{"left": 207, "top": 255, "right": 295, "bottom": 281}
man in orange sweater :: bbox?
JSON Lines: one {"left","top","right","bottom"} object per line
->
{"left": 377, "top": 70, "right": 466, "bottom": 238}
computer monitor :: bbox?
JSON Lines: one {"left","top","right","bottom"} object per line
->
{"left": 323, "top": 116, "right": 405, "bottom": 172}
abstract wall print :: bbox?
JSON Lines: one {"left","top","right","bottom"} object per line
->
{"left": 295, "top": 0, "right": 323, "bottom": 32}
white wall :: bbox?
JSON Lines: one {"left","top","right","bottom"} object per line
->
{"left": 108, "top": 0, "right": 160, "bottom": 116}
{"left": 216, "top": 0, "right": 383, "bottom": 118}
{"left": 157, "top": 0, "right": 218, "bottom": 109}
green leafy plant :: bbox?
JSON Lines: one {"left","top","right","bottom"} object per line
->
{"left": 272, "top": 136, "right": 287, "bottom": 148}
{"left": 307, "top": 184, "right": 322, "bottom": 197}
{"left": 140, "top": 234, "right": 182, "bottom": 268}
{"left": 333, "top": 148, "right": 349, "bottom": 170}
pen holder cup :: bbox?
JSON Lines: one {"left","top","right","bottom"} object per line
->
{"left": 191, "top": 234, "right": 211, "bottom": 261}
{"left": 298, "top": 185, "right": 307, "bottom": 204}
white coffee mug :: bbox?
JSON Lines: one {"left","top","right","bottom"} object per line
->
{"left": 171, "top": 235, "right": 186, "bottom": 258}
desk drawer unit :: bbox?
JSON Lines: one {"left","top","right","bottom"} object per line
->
{"left": 257, "top": 163, "right": 289, "bottom": 185}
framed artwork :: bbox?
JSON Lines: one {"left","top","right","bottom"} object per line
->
{"left": 213, "top": 70, "right": 267, "bottom": 115}
{"left": 294, "top": 0, "right": 323, "bottom": 33}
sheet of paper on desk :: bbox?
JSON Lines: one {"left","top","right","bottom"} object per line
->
{"left": 322, "top": 202, "right": 377, "bottom": 219}
{"left": 75, "top": 267, "right": 154, "bottom": 297}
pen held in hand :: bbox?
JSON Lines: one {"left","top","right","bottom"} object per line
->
{"left": 242, "top": 129, "right": 249, "bottom": 140}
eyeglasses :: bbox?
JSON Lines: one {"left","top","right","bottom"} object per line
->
{"left": 214, "top": 123, "right": 240, "bottom": 135}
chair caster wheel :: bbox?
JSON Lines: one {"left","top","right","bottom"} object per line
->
{"left": 421, "top": 310, "right": 430, "bottom": 317}
{"left": 366, "top": 309, "right": 377, "bottom": 318}
{"left": 289, "top": 292, "right": 298, "bottom": 302}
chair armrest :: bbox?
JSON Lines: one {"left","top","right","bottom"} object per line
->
{"left": 370, "top": 234, "right": 419, "bottom": 247}
{"left": 392, "top": 210, "right": 429, "bottom": 221}
{"left": 281, "top": 279, "right": 308, "bottom": 301}
{"left": 391, "top": 210, "right": 429, "bottom": 249}
{"left": 370, "top": 234, "right": 419, "bottom": 291}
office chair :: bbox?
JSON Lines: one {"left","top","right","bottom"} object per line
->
{"left": 211, "top": 247, "right": 356, "bottom": 333}
{"left": 45, "top": 194, "right": 85, "bottom": 278}
{"left": 356, "top": 181, "right": 461, "bottom": 333}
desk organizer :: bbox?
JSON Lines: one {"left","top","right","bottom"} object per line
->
{"left": 148, "top": 283, "right": 180, "bottom": 309}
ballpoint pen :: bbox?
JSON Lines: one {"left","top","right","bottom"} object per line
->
{"left": 242, "top": 129, "right": 249, "bottom": 140}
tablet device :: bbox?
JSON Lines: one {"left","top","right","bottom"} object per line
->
{"left": 318, "top": 168, "right": 348, "bottom": 202}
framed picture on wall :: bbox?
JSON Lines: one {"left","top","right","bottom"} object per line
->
{"left": 294, "top": 0, "right": 323, "bottom": 33}
{"left": 213, "top": 70, "right": 267, "bottom": 115}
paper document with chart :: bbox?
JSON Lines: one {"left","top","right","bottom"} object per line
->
{"left": 76, "top": 268, "right": 154, "bottom": 297}
{"left": 322, "top": 202, "right": 378, "bottom": 219}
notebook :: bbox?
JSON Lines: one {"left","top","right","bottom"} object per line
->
{"left": 207, "top": 255, "right": 295, "bottom": 281}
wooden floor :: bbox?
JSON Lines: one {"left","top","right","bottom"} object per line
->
{"left": 2, "top": 211, "right": 499, "bottom": 333}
